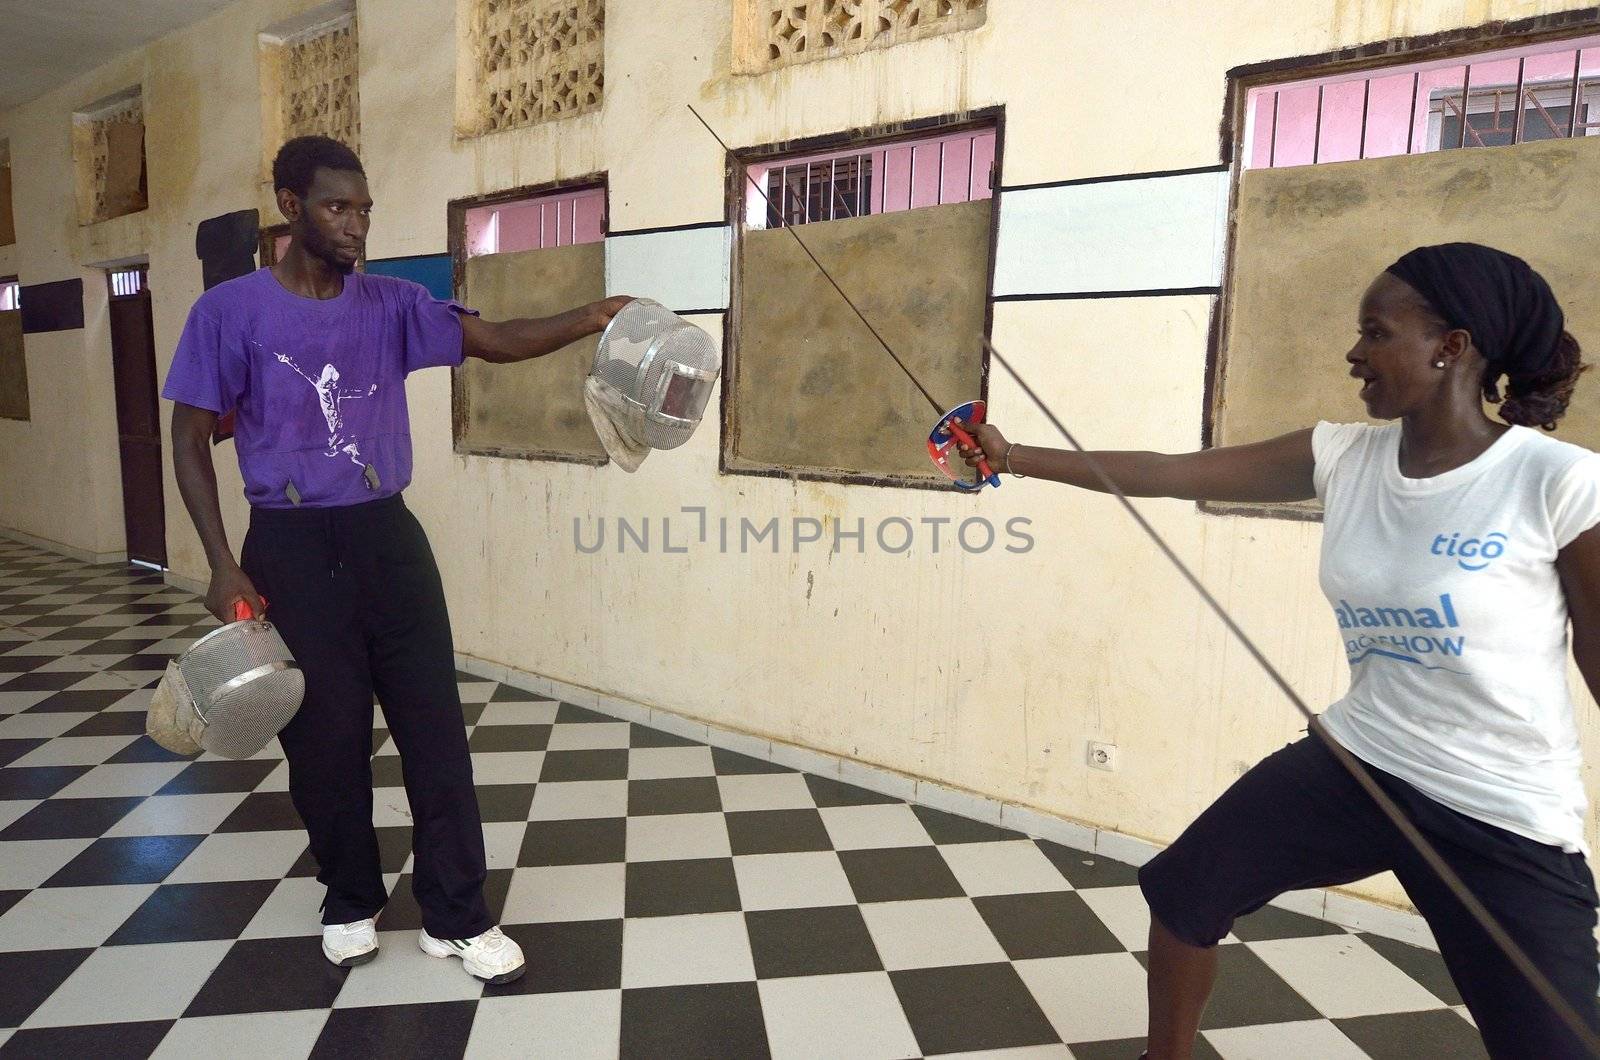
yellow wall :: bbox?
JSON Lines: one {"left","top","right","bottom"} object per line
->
{"left": 3, "top": 0, "right": 1597, "bottom": 911}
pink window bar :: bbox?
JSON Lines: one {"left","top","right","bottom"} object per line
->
{"left": 465, "top": 187, "right": 606, "bottom": 258}
{"left": 1244, "top": 34, "right": 1600, "bottom": 169}
{"left": 745, "top": 128, "right": 997, "bottom": 229}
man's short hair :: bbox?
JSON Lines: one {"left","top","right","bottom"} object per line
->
{"left": 272, "top": 136, "right": 365, "bottom": 199}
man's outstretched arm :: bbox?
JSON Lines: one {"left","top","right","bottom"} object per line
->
{"left": 459, "top": 296, "right": 634, "bottom": 364}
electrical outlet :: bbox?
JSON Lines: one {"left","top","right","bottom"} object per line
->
{"left": 1088, "top": 741, "right": 1118, "bottom": 772}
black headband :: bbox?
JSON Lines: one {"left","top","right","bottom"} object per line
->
{"left": 1385, "top": 243, "right": 1564, "bottom": 378}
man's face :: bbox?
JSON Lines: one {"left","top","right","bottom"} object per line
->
{"left": 281, "top": 167, "right": 372, "bottom": 274}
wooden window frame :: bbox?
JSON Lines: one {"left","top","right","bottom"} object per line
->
{"left": 1203, "top": 7, "right": 1600, "bottom": 521}
{"left": 445, "top": 174, "right": 611, "bottom": 463}
{"left": 721, "top": 107, "right": 1005, "bottom": 491}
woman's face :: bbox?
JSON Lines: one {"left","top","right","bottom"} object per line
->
{"left": 1347, "top": 273, "right": 1452, "bottom": 420}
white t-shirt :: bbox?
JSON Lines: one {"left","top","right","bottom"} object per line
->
{"left": 1313, "top": 421, "right": 1600, "bottom": 853}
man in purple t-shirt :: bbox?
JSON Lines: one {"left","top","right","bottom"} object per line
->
{"left": 164, "top": 136, "right": 632, "bottom": 984}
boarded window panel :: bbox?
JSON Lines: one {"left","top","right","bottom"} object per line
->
{"left": 0, "top": 310, "right": 28, "bottom": 420}
{"left": 729, "top": 198, "right": 991, "bottom": 482}
{"left": 455, "top": 240, "right": 606, "bottom": 461}
{"left": 1214, "top": 136, "right": 1600, "bottom": 514}
{"left": 102, "top": 118, "right": 147, "bottom": 219}
{"left": 0, "top": 164, "right": 14, "bottom": 246}
{"left": 75, "top": 96, "right": 147, "bottom": 225}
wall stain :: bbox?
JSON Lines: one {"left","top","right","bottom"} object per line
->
{"left": 1254, "top": 175, "right": 1369, "bottom": 220}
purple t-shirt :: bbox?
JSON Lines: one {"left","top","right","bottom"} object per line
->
{"left": 163, "top": 268, "right": 472, "bottom": 509}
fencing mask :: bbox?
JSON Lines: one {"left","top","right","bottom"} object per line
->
{"left": 146, "top": 602, "right": 305, "bottom": 760}
{"left": 584, "top": 298, "right": 720, "bottom": 472}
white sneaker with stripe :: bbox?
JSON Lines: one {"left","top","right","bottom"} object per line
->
{"left": 418, "top": 925, "right": 526, "bottom": 984}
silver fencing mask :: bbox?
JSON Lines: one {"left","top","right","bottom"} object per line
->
{"left": 146, "top": 601, "right": 305, "bottom": 760}
{"left": 585, "top": 298, "right": 721, "bottom": 472}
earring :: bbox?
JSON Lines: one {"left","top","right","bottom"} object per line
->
{"left": 1434, "top": 361, "right": 1446, "bottom": 369}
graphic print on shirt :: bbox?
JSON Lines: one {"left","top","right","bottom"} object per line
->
{"left": 1335, "top": 593, "right": 1470, "bottom": 675}
{"left": 269, "top": 347, "right": 378, "bottom": 467}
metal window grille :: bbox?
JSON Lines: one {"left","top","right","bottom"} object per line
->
{"left": 749, "top": 127, "right": 996, "bottom": 230}
{"left": 109, "top": 267, "right": 147, "bottom": 299}
{"left": 1244, "top": 35, "right": 1600, "bottom": 170}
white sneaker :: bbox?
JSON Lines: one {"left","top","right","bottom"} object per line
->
{"left": 321, "top": 918, "right": 378, "bottom": 967}
{"left": 418, "top": 925, "right": 526, "bottom": 984}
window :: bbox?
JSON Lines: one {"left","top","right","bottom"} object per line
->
{"left": 460, "top": 0, "right": 604, "bottom": 136}
{"left": 1211, "top": 25, "right": 1600, "bottom": 520}
{"left": 737, "top": 0, "right": 988, "bottom": 74}
{"left": 746, "top": 128, "right": 996, "bottom": 229}
{"left": 1243, "top": 33, "right": 1600, "bottom": 169}
{"left": 72, "top": 88, "right": 147, "bottom": 225}
{"left": 726, "top": 117, "right": 999, "bottom": 487}
{"left": 464, "top": 185, "right": 605, "bottom": 256}
{"left": 0, "top": 279, "right": 18, "bottom": 313}
{"left": 108, "top": 267, "right": 147, "bottom": 299}
{"left": 448, "top": 182, "right": 610, "bottom": 462}
{"left": 0, "top": 140, "right": 13, "bottom": 247}
{"left": 261, "top": 3, "right": 361, "bottom": 176}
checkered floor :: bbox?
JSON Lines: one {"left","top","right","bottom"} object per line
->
{"left": 0, "top": 539, "right": 1490, "bottom": 1059}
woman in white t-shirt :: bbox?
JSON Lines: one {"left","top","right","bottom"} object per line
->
{"left": 957, "top": 243, "right": 1600, "bottom": 1059}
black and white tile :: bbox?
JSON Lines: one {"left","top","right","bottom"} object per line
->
{"left": 0, "top": 540, "right": 1487, "bottom": 1058}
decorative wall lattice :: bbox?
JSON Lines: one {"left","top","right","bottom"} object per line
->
{"left": 280, "top": 17, "right": 361, "bottom": 150}
{"left": 744, "top": 0, "right": 986, "bottom": 72}
{"left": 466, "top": 0, "right": 605, "bottom": 135}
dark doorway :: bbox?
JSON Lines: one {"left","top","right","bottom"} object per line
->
{"left": 107, "top": 266, "right": 166, "bottom": 568}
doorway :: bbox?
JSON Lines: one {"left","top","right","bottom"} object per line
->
{"left": 107, "top": 265, "right": 166, "bottom": 569}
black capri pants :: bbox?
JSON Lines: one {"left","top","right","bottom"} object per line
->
{"left": 1139, "top": 734, "right": 1600, "bottom": 1059}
